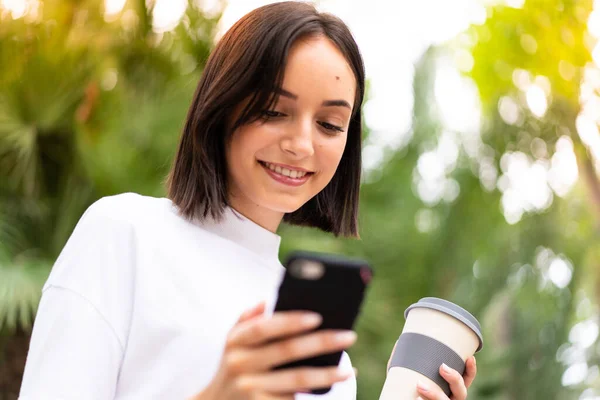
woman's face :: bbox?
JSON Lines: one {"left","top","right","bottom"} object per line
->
{"left": 226, "top": 36, "right": 356, "bottom": 227}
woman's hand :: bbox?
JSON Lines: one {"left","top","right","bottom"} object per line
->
{"left": 416, "top": 357, "right": 477, "bottom": 400}
{"left": 191, "top": 302, "right": 356, "bottom": 400}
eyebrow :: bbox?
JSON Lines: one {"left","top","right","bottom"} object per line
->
{"left": 275, "top": 87, "right": 352, "bottom": 110}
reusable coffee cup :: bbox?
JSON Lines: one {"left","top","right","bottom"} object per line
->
{"left": 379, "top": 297, "right": 483, "bottom": 399}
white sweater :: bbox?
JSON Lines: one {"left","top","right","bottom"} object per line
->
{"left": 19, "top": 193, "right": 356, "bottom": 400}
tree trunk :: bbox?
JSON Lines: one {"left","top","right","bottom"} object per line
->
{"left": 0, "top": 328, "right": 31, "bottom": 400}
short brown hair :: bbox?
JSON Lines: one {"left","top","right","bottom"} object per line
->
{"left": 167, "top": 1, "right": 365, "bottom": 237}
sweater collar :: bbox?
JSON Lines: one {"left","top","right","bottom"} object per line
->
{"left": 200, "top": 206, "right": 282, "bottom": 266}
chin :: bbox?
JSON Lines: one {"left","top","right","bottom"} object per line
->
{"left": 268, "top": 203, "right": 304, "bottom": 214}
{"left": 260, "top": 197, "right": 308, "bottom": 214}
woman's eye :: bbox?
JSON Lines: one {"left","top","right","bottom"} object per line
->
{"left": 318, "top": 121, "right": 344, "bottom": 134}
{"left": 261, "top": 110, "right": 285, "bottom": 118}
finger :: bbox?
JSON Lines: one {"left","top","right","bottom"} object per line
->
{"left": 228, "top": 311, "right": 322, "bottom": 347}
{"left": 256, "top": 394, "right": 294, "bottom": 400}
{"left": 463, "top": 356, "right": 477, "bottom": 388}
{"left": 440, "top": 363, "right": 467, "bottom": 400}
{"left": 257, "top": 330, "right": 356, "bottom": 370}
{"left": 236, "top": 366, "right": 352, "bottom": 394}
{"left": 416, "top": 380, "right": 449, "bottom": 400}
{"left": 238, "top": 302, "right": 267, "bottom": 323}
{"left": 228, "top": 330, "right": 356, "bottom": 372}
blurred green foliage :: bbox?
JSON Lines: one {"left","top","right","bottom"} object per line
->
{"left": 1, "top": 1, "right": 600, "bottom": 399}
{"left": 0, "top": 0, "right": 219, "bottom": 330}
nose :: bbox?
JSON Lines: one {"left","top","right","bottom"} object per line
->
{"left": 280, "top": 119, "right": 315, "bottom": 159}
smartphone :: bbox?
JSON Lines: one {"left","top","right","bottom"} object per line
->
{"left": 273, "top": 251, "right": 373, "bottom": 394}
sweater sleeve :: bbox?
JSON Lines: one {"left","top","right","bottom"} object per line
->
{"left": 19, "top": 198, "right": 137, "bottom": 400}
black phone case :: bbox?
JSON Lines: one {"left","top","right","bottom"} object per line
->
{"left": 273, "top": 251, "right": 372, "bottom": 394}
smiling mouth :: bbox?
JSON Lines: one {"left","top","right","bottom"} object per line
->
{"left": 258, "top": 161, "right": 314, "bottom": 180}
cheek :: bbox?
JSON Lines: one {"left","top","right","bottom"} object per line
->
{"left": 227, "top": 126, "right": 261, "bottom": 168}
{"left": 317, "top": 137, "right": 347, "bottom": 177}
{"left": 231, "top": 124, "right": 280, "bottom": 160}
{"left": 226, "top": 132, "right": 254, "bottom": 185}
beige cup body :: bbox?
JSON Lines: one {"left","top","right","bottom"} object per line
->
{"left": 379, "top": 367, "right": 437, "bottom": 400}
{"left": 379, "top": 308, "right": 480, "bottom": 400}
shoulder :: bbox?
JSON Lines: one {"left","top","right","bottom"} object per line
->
{"left": 49, "top": 193, "right": 171, "bottom": 282}
{"left": 73, "top": 192, "right": 182, "bottom": 239}
{"left": 83, "top": 192, "right": 171, "bottom": 226}
{"left": 49, "top": 193, "right": 163, "bottom": 280}
{"left": 45, "top": 194, "right": 172, "bottom": 294}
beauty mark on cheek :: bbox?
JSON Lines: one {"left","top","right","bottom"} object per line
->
{"left": 335, "top": 76, "right": 340, "bottom": 80}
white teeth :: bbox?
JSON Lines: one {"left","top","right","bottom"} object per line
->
{"left": 263, "top": 162, "right": 307, "bottom": 179}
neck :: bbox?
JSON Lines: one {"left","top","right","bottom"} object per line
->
{"left": 227, "top": 197, "right": 284, "bottom": 233}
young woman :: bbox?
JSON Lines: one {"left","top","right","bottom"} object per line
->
{"left": 19, "top": 2, "right": 476, "bottom": 399}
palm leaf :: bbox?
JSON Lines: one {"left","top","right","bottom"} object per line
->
{"left": 0, "top": 249, "right": 50, "bottom": 334}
